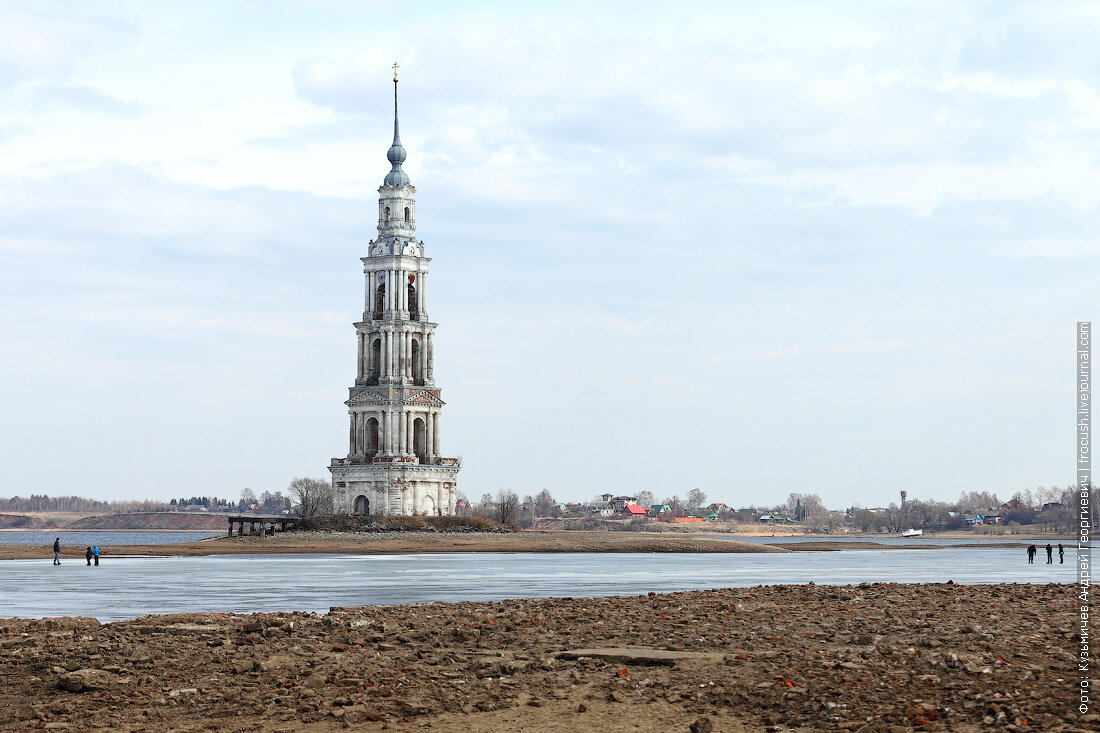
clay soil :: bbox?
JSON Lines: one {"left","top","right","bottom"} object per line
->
{"left": 2, "top": 583, "right": 1089, "bottom": 732}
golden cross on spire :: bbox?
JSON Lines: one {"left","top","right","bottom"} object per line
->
{"left": 392, "top": 62, "right": 399, "bottom": 82}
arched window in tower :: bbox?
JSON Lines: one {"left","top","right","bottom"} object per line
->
{"left": 407, "top": 273, "right": 418, "bottom": 320}
{"left": 369, "top": 339, "right": 381, "bottom": 384}
{"left": 366, "top": 417, "right": 380, "bottom": 457}
{"left": 404, "top": 206, "right": 410, "bottom": 222}
{"left": 413, "top": 417, "right": 426, "bottom": 463}
{"left": 411, "top": 339, "right": 422, "bottom": 385}
{"left": 374, "top": 284, "right": 386, "bottom": 319}
{"left": 384, "top": 206, "right": 391, "bottom": 221}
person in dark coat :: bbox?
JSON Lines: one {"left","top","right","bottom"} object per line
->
{"left": 1059, "top": 543, "right": 1064, "bottom": 564}
{"left": 93, "top": 545, "right": 100, "bottom": 566}
{"left": 1026, "top": 545, "right": 1036, "bottom": 563}
{"left": 1045, "top": 543, "right": 1053, "bottom": 564}
{"left": 53, "top": 538, "right": 61, "bottom": 565}
{"left": 85, "top": 547, "right": 93, "bottom": 566}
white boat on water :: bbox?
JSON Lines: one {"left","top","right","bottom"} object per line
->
{"left": 900, "top": 528, "right": 923, "bottom": 537}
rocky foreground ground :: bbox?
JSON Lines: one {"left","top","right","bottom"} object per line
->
{"left": 1, "top": 583, "right": 1089, "bottom": 732}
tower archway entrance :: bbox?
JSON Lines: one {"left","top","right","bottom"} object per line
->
{"left": 354, "top": 495, "right": 369, "bottom": 515}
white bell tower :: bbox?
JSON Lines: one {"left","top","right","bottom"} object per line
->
{"left": 329, "top": 65, "right": 460, "bottom": 516}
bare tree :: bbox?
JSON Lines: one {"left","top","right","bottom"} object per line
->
{"left": 534, "top": 489, "right": 557, "bottom": 517}
{"left": 288, "top": 478, "right": 333, "bottom": 522}
{"left": 664, "top": 495, "right": 685, "bottom": 518}
{"left": 786, "top": 492, "right": 824, "bottom": 520}
{"left": 495, "top": 489, "right": 519, "bottom": 526}
{"left": 476, "top": 493, "right": 496, "bottom": 519}
{"left": 239, "top": 488, "right": 257, "bottom": 510}
{"left": 956, "top": 491, "right": 1001, "bottom": 512}
{"left": 635, "top": 490, "right": 654, "bottom": 508}
{"left": 686, "top": 489, "right": 707, "bottom": 511}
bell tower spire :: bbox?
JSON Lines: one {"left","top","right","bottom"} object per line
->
{"left": 383, "top": 62, "right": 410, "bottom": 188}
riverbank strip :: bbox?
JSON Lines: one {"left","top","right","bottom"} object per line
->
{"left": 0, "top": 529, "right": 1025, "bottom": 560}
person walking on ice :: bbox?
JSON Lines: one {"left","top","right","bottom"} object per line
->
{"left": 52, "top": 537, "right": 61, "bottom": 565}
{"left": 93, "top": 545, "right": 100, "bottom": 566}
{"left": 1026, "top": 545, "right": 1036, "bottom": 563}
{"left": 1058, "top": 543, "right": 1064, "bottom": 564}
{"left": 85, "top": 547, "right": 93, "bottom": 566}
{"left": 1045, "top": 543, "right": 1053, "bottom": 564}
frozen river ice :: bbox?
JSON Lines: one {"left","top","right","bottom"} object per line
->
{"left": 1, "top": 547, "right": 1076, "bottom": 622}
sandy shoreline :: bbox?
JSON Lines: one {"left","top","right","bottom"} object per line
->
{"left": 0, "top": 583, "right": 1086, "bottom": 732}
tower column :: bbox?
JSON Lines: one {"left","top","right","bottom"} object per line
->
{"left": 405, "top": 332, "right": 412, "bottom": 381}
{"left": 382, "top": 410, "right": 390, "bottom": 454}
{"left": 426, "top": 410, "right": 435, "bottom": 460}
{"left": 349, "top": 413, "right": 356, "bottom": 454}
{"left": 401, "top": 268, "right": 409, "bottom": 315}
{"left": 358, "top": 333, "right": 365, "bottom": 378}
{"left": 382, "top": 331, "right": 390, "bottom": 379}
{"left": 401, "top": 332, "right": 408, "bottom": 381}
{"left": 366, "top": 270, "right": 373, "bottom": 317}
{"left": 426, "top": 333, "right": 434, "bottom": 381}
{"left": 400, "top": 268, "right": 409, "bottom": 314}
{"left": 420, "top": 270, "right": 428, "bottom": 320}
{"left": 393, "top": 330, "right": 400, "bottom": 382}
{"left": 391, "top": 268, "right": 400, "bottom": 314}
{"left": 399, "top": 409, "right": 407, "bottom": 455}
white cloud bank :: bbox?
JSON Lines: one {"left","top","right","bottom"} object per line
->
{"left": 0, "top": 0, "right": 1096, "bottom": 508}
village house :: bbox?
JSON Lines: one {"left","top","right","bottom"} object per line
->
{"left": 590, "top": 502, "right": 615, "bottom": 517}
{"left": 609, "top": 496, "right": 637, "bottom": 512}
{"left": 621, "top": 504, "right": 649, "bottom": 518}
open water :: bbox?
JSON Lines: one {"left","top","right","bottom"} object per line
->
{"left": 0, "top": 547, "right": 1077, "bottom": 622}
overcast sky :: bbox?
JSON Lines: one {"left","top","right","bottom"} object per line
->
{"left": 1, "top": 1, "right": 1096, "bottom": 509}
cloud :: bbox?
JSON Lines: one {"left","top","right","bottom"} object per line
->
{"left": 0, "top": 7, "right": 134, "bottom": 88}
{"left": 24, "top": 84, "right": 141, "bottom": 116}
{"left": 0, "top": 1, "right": 1096, "bottom": 507}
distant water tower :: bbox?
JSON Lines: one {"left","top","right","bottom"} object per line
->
{"left": 900, "top": 491, "right": 907, "bottom": 509}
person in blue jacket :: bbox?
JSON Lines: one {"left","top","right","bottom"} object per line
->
{"left": 93, "top": 545, "right": 100, "bottom": 566}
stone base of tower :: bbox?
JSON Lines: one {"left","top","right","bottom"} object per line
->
{"left": 329, "top": 458, "right": 459, "bottom": 516}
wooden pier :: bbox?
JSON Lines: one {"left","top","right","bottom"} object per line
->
{"left": 226, "top": 515, "right": 298, "bottom": 537}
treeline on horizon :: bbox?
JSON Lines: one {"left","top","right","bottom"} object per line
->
{"left": 0, "top": 490, "right": 290, "bottom": 515}
{"left": 468, "top": 485, "right": 1090, "bottom": 532}
{"left": 1, "top": 484, "right": 1091, "bottom": 531}
{"left": 0, "top": 495, "right": 169, "bottom": 514}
